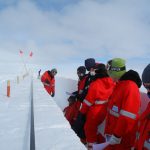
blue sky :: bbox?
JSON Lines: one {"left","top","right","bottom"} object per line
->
{"left": 0, "top": 0, "right": 149, "bottom": 79}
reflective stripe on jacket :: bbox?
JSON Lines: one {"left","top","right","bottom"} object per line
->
{"left": 134, "top": 102, "right": 150, "bottom": 150}
{"left": 80, "top": 77, "right": 114, "bottom": 114}
{"left": 105, "top": 80, "right": 141, "bottom": 147}
{"left": 109, "top": 106, "right": 137, "bottom": 120}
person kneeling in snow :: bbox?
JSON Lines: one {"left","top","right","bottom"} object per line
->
{"left": 41, "top": 68, "right": 57, "bottom": 97}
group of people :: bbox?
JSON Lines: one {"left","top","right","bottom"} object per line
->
{"left": 63, "top": 58, "right": 150, "bottom": 150}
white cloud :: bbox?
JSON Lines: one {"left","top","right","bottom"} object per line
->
{"left": 0, "top": 0, "right": 149, "bottom": 76}
{"left": 59, "top": 0, "right": 150, "bottom": 58}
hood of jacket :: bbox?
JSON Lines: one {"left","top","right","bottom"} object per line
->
{"left": 93, "top": 72, "right": 109, "bottom": 81}
{"left": 120, "top": 70, "right": 142, "bottom": 88}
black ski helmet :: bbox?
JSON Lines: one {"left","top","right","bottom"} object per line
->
{"left": 84, "top": 58, "right": 95, "bottom": 71}
{"left": 77, "top": 66, "right": 86, "bottom": 76}
{"left": 142, "top": 64, "right": 150, "bottom": 85}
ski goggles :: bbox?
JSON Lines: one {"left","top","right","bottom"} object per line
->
{"left": 106, "top": 62, "right": 126, "bottom": 72}
{"left": 110, "top": 66, "right": 126, "bottom": 71}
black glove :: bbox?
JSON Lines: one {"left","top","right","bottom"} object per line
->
{"left": 51, "top": 92, "right": 55, "bottom": 97}
{"left": 77, "top": 90, "right": 88, "bottom": 102}
{"left": 71, "top": 112, "right": 86, "bottom": 139}
{"left": 72, "top": 91, "right": 78, "bottom": 97}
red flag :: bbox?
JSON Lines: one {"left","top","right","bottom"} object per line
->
{"left": 19, "top": 50, "right": 23, "bottom": 55}
{"left": 29, "top": 51, "right": 33, "bottom": 57}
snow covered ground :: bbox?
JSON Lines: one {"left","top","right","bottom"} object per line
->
{"left": 0, "top": 71, "right": 149, "bottom": 150}
{"left": 0, "top": 74, "right": 86, "bottom": 150}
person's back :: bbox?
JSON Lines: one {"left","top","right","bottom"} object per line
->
{"left": 79, "top": 63, "right": 114, "bottom": 149}
{"left": 104, "top": 58, "right": 141, "bottom": 150}
{"left": 63, "top": 96, "right": 79, "bottom": 125}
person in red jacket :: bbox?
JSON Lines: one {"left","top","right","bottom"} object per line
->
{"left": 104, "top": 58, "right": 142, "bottom": 150}
{"left": 41, "top": 68, "right": 57, "bottom": 97}
{"left": 77, "top": 58, "right": 96, "bottom": 102}
{"left": 72, "top": 58, "right": 97, "bottom": 143}
{"left": 63, "top": 66, "right": 87, "bottom": 125}
{"left": 63, "top": 95, "right": 79, "bottom": 125}
{"left": 78, "top": 63, "right": 114, "bottom": 149}
{"left": 134, "top": 64, "right": 150, "bottom": 150}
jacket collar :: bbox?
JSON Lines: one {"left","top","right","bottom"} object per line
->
{"left": 119, "top": 70, "right": 142, "bottom": 88}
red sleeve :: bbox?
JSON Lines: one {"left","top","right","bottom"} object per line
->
{"left": 41, "top": 72, "right": 47, "bottom": 82}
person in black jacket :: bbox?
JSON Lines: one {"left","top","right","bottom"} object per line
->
{"left": 77, "top": 58, "right": 96, "bottom": 102}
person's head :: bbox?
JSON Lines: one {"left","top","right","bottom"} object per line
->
{"left": 106, "top": 58, "right": 126, "bottom": 81}
{"left": 94, "top": 63, "right": 107, "bottom": 74}
{"left": 51, "top": 68, "right": 57, "bottom": 76}
{"left": 68, "top": 96, "right": 76, "bottom": 105}
{"left": 142, "top": 64, "right": 150, "bottom": 98}
{"left": 77, "top": 66, "right": 86, "bottom": 79}
{"left": 84, "top": 58, "right": 96, "bottom": 72}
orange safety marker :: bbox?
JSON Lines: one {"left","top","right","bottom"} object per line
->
{"left": 7, "top": 80, "right": 10, "bottom": 97}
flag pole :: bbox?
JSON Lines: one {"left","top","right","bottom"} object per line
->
{"left": 28, "top": 51, "right": 33, "bottom": 73}
{"left": 19, "top": 50, "right": 28, "bottom": 73}
{"left": 22, "top": 56, "right": 28, "bottom": 73}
